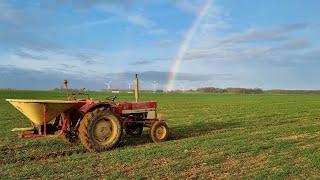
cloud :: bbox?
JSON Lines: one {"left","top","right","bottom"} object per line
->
{"left": 0, "top": 1, "right": 38, "bottom": 26}
{"left": 130, "top": 60, "right": 153, "bottom": 65}
{"left": 223, "top": 23, "right": 311, "bottom": 43}
{"left": 130, "top": 57, "right": 171, "bottom": 66}
{"left": 0, "top": 28, "right": 58, "bottom": 52}
{"left": 127, "top": 14, "right": 155, "bottom": 27}
{"left": 49, "top": 0, "right": 136, "bottom": 10}
{"left": 154, "top": 39, "right": 174, "bottom": 47}
{"left": 0, "top": 65, "right": 75, "bottom": 89}
{"left": 98, "top": 71, "right": 233, "bottom": 86}
{"left": 278, "top": 38, "right": 309, "bottom": 50}
{"left": 180, "top": 22, "right": 316, "bottom": 63}
{"left": 148, "top": 28, "right": 168, "bottom": 35}
{"left": 183, "top": 39, "right": 310, "bottom": 63}
{"left": 70, "top": 18, "right": 113, "bottom": 29}
{"left": 224, "top": 28, "right": 288, "bottom": 43}
{"left": 174, "top": 0, "right": 207, "bottom": 14}
{"left": 13, "top": 50, "right": 48, "bottom": 61}
{"left": 71, "top": 52, "right": 101, "bottom": 63}
{"left": 184, "top": 50, "right": 214, "bottom": 60}
{"left": 83, "top": 59, "right": 101, "bottom": 65}
{"left": 50, "top": 0, "right": 154, "bottom": 28}
{"left": 200, "top": 20, "right": 229, "bottom": 32}
{"left": 283, "top": 23, "right": 310, "bottom": 31}
{"left": 0, "top": 2, "right": 58, "bottom": 53}
{"left": 59, "top": 63, "right": 77, "bottom": 69}
{"left": 284, "top": 48, "right": 320, "bottom": 63}
{"left": 0, "top": 65, "right": 231, "bottom": 90}
{"left": 1, "top": 1, "right": 319, "bottom": 90}
{"left": 0, "top": 64, "right": 114, "bottom": 90}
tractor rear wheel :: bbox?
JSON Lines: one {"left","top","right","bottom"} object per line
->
{"left": 149, "top": 121, "right": 169, "bottom": 142}
{"left": 125, "top": 125, "right": 143, "bottom": 137}
{"left": 78, "top": 108, "right": 122, "bottom": 152}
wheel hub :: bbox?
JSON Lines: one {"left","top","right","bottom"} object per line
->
{"left": 155, "top": 126, "right": 167, "bottom": 140}
{"left": 94, "top": 119, "right": 112, "bottom": 142}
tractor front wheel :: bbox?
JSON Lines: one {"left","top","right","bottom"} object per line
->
{"left": 149, "top": 121, "right": 169, "bottom": 142}
{"left": 78, "top": 108, "right": 122, "bottom": 152}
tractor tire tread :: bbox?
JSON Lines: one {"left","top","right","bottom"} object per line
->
{"left": 149, "top": 121, "right": 169, "bottom": 143}
{"left": 79, "top": 108, "right": 122, "bottom": 152}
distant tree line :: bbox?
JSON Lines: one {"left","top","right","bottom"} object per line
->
{"left": 265, "top": 90, "right": 320, "bottom": 94}
{"left": 196, "top": 87, "right": 264, "bottom": 94}
{"left": 0, "top": 88, "right": 16, "bottom": 90}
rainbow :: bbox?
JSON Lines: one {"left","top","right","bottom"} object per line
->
{"left": 166, "top": 0, "right": 212, "bottom": 92}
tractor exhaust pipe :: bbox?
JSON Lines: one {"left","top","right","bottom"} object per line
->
{"left": 63, "top": 80, "right": 69, "bottom": 97}
{"left": 134, "top": 74, "right": 139, "bottom": 102}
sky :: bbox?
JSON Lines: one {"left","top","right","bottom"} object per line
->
{"left": 0, "top": 0, "right": 319, "bottom": 90}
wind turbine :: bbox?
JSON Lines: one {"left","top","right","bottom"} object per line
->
{"left": 128, "top": 82, "right": 132, "bottom": 90}
{"left": 152, "top": 81, "right": 158, "bottom": 93}
{"left": 179, "top": 82, "right": 186, "bottom": 93}
{"left": 128, "top": 82, "right": 133, "bottom": 93}
{"left": 105, "top": 81, "right": 112, "bottom": 91}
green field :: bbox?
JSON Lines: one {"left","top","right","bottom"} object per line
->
{"left": 1, "top": 90, "right": 320, "bottom": 179}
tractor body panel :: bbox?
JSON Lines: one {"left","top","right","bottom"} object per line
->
{"left": 79, "top": 101, "right": 157, "bottom": 115}
{"left": 119, "top": 101, "right": 157, "bottom": 115}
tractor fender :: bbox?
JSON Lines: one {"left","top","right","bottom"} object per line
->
{"left": 80, "top": 102, "right": 111, "bottom": 114}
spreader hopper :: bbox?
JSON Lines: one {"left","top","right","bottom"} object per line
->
{"left": 6, "top": 99, "right": 78, "bottom": 125}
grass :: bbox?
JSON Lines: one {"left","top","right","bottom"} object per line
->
{"left": 1, "top": 90, "right": 320, "bottom": 178}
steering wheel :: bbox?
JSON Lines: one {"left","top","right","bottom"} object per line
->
{"left": 106, "top": 95, "right": 117, "bottom": 101}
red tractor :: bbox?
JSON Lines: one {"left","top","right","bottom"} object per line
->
{"left": 7, "top": 75, "right": 169, "bottom": 152}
